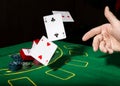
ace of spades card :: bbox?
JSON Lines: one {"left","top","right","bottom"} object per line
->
{"left": 30, "top": 36, "right": 57, "bottom": 66}
{"left": 43, "top": 14, "right": 66, "bottom": 41}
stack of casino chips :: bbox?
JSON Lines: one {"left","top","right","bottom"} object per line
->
{"left": 8, "top": 39, "right": 44, "bottom": 71}
{"left": 9, "top": 54, "right": 23, "bottom": 71}
{"left": 9, "top": 54, "right": 33, "bottom": 71}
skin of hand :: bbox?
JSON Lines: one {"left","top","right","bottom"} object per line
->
{"left": 82, "top": 6, "right": 120, "bottom": 54}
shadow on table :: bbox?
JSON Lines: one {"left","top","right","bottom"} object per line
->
{"left": 48, "top": 45, "right": 87, "bottom": 70}
{"left": 48, "top": 55, "right": 71, "bottom": 70}
{"left": 101, "top": 52, "right": 120, "bottom": 68}
{"left": 64, "top": 45, "right": 87, "bottom": 57}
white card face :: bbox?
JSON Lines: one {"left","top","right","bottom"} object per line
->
{"left": 22, "top": 49, "right": 31, "bottom": 56}
{"left": 52, "top": 11, "right": 74, "bottom": 22}
{"left": 31, "top": 39, "right": 40, "bottom": 50}
{"left": 32, "top": 41, "right": 37, "bottom": 48}
{"left": 43, "top": 14, "right": 66, "bottom": 41}
{"left": 30, "top": 36, "right": 57, "bottom": 66}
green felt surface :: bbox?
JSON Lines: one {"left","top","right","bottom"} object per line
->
{"left": 0, "top": 41, "right": 120, "bottom": 86}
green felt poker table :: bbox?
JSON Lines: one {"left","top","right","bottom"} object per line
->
{"left": 0, "top": 41, "right": 120, "bottom": 86}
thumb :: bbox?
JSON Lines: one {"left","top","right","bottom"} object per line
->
{"left": 104, "top": 6, "right": 120, "bottom": 26}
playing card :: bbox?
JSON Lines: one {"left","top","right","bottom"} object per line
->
{"left": 52, "top": 11, "right": 74, "bottom": 22}
{"left": 32, "top": 39, "right": 40, "bottom": 49}
{"left": 30, "top": 36, "right": 57, "bottom": 66}
{"left": 32, "top": 41, "right": 37, "bottom": 48}
{"left": 20, "top": 48, "right": 34, "bottom": 61}
{"left": 22, "top": 48, "right": 31, "bottom": 56}
{"left": 43, "top": 14, "right": 66, "bottom": 41}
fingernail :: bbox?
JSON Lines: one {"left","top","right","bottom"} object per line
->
{"left": 106, "top": 6, "right": 109, "bottom": 11}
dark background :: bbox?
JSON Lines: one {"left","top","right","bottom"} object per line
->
{"left": 0, "top": 0, "right": 118, "bottom": 47}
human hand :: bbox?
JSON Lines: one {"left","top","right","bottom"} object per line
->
{"left": 82, "top": 6, "right": 120, "bottom": 54}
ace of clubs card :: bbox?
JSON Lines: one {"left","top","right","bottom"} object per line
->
{"left": 43, "top": 14, "right": 66, "bottom": 41}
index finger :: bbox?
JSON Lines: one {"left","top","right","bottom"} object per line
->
{"left": 82, "top": 26, "right": 102, "bottom": 41}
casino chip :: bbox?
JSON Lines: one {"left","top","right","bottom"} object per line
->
{"left": 22, "top": 62, "right": 32, "bottom": 69}
{"left": 8, "top": 54, "right": 23, "bottom": 71}
{"left": 11, "top": 54, "right": 23, "bottom": 62}
{"left": 8, "top": 61, "right": 22, "bottom": 71}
